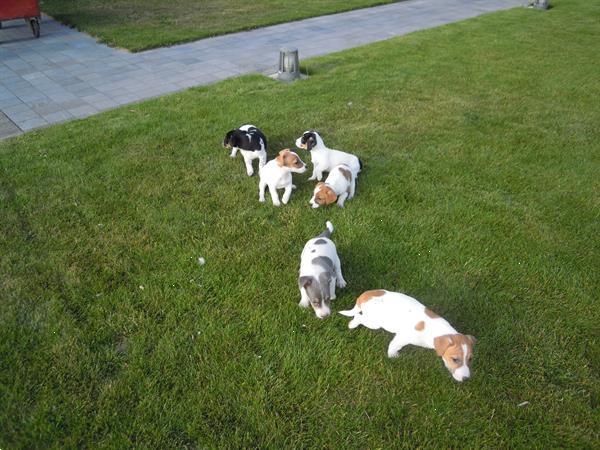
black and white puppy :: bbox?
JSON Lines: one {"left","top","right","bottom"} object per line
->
{"left": 298, "top": 221, "right": 347, "bottom": 318}
{"left": 295, "top": 130, "right": 361, "bottom": 181}
{"left": 223, "top": 124, "right": 267, "bottom": 176}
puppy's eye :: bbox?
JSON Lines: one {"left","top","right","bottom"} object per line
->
{"left": 452, "top": 357, "right": 461, "bottom": 364}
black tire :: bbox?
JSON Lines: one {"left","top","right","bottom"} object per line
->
{"left": 29, "top": 18, "right": 40, "bottom": 38}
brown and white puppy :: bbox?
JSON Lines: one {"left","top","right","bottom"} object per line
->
{"left": 309, "top": 164, "right": 356, "bottom": 208}
{"left": 340, "top": 290, "right": 476, "bottom": 382}
{"left": 258, "top": 149, "right": 306, "bottom": 206}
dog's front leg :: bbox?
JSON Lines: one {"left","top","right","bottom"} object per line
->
{"left": 259, "top": 180, "right": 267, "bottom": 203}
{"left": 258, "top": 151, "right": 267, "bottom": 169}
{"left": 281, "top": 185, "right": 293, "bottom": 204}
{"left": 243, "top": 154, "right": 254, "bottom": 176}
{"left": 387, "top": 335, "right": 408, "bottom": 358}
{"left": 308, "top": 167, "right": 323, "bottom": 181}
{"left": 230, "top": 147, "right": 238, "bottom": 158}
{"left": 337, "top": 192, "right": 349, "bottom": 208}
{"left": 268, "top": 184, "right": 281, "bottom": 206}
{"left": 299, "top": 287, "right": 310, "bottom": 308}
{"left": 334, "top": 255, "right": 347, "bottom": 288}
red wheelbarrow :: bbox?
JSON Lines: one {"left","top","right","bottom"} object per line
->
{"left": 0, "top": 0, "right": 41, "bottom": 38}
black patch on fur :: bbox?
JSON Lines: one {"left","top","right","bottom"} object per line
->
{"left": 314, "top": 238, "right": 328, "bottom": 245}
{"left": 223, "top": 126, "right": 267, "bottom": 152}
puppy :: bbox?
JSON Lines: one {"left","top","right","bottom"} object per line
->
{"left": 340, "top": 290, "right": 476, "bottom": 382}
{"left": 309, "top": 164, "right": 356, "bottom": 208}
{"left": 298, "top": 221, "right": 347, "bottom": 318}
{"left": 258, "top": 149, "right": 306, "bottom": 206}
{"left": 223, "top": 124, "right": 267, "bottom": 176}
{"left": 295, "top": 130, "right": 361, "bottom": 181}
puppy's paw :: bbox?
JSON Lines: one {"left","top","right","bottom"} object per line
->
{"left": 337, "top": 279, "right": 347, "bottom": 289}
{"left": 387, "top": 350, "right": 400, "bottom": 359}
{"left": 348, "top": 317, "right": 361, "bottom": 329}
{"left": 291, "top": 184, "right": 297, "bottom": 190}
{"left": 259, "top": 197, "right": 266, "bottom": 203}
{"left": 308, "top": 176, "right": 317, "bottom": 181}
{"left": 247, "top": 170, "right": 254, "bottom": 176}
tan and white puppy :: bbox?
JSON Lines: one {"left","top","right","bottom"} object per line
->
{"left": 298, "top": 221, "right": 347, "bottom": 318}
{"left": 295, "top": 131, "right": 361, "bottom": 181}
{"left": 340, "top": 290, "right": 476, "bottom": 382}
{"left": 310, "top": 164, "right": 356, "bottom": 208}
{"left": 259, "top": 149, "right": 306, "bottom": 206}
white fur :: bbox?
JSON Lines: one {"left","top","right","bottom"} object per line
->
{"left": 258, "top": 151, "right": 306, "bottom": 206}
{"left": 230, "top": 124, "right": 267, "bottom": 176}
{"left": 295, "top": 131, "right": 361, "bottom": 181}
{"left": 299, "top": 221, "right": 346, "bottom": 318}
{"left": 339, "top": 290, "right": 474, "bottom": 382}
{"left": 309, "top": 164, "right": 356, "bottom": 208}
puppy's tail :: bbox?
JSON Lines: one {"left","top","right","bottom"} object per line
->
{"left": 318, "top": 220, "right": 334, "bottom": 239}
{"left": 340, "top": 304, "right": 363, "bottom": 329}
{"left": 339, "top": 304, "right": 360, "bottom": 317}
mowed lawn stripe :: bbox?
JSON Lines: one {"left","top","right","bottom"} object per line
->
{"left": 42, "top": 0, "right": 407, "bottom": 52}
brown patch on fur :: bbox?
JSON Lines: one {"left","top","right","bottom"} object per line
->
{"left": 324, "top": 186, "right": 337, "bottom": 204}
{"left": 356, "top": 289, "right": 386, "bottom": 306}
{"left": 425, "top": 308, "right": 440, "bottom": 319}
{"left": 315, "top": 185, "right": 337, "bottom": 205}
{"left": 275, "top": 149, "right": 289, "bottom": 166}
{"left": 415, "top": 321, "right": 425, "bottom": 331}
{"left": 339, "top": 166, "right": 352, "bottom": 181}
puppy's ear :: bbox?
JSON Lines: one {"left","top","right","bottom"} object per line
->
{"left": 434, "top": 334, "right": 454, "bottom": 356}
{"left": 325, "top": 187, "right": 337, "bottom": 205}
{"left": 306, "top": 136, "right": 316, "bottom": 150}
{"left": 276, "top": 149, "right": 288, "bottom": 167}
{"left": 466, "top": 335, "right": 477, "bottom": 345}
{"left": 316, "top": 182, "right": 325, "bottom": 189}
{"left": 298, "top": 276, "right": 314, "bottom": 289}
{"left": 223, "top": 130, "right": 234, "bottom": 147}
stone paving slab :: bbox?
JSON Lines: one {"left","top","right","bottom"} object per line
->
{"left": 0, "top": 0, "right": 522, "bottom": 140}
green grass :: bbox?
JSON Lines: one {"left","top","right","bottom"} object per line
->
{"left": 1, "top": 0, "right": 599, "bottom": 447}
{"left": 42, "top": 0, "right": 404, "bottom": 52}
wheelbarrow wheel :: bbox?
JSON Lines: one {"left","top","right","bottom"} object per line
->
{"left": 29, "top": 18, "right": 40, "bottom": 38}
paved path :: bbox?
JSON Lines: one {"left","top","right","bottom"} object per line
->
{"left": 0, "top": 0, "right": 521, "bottom": 139}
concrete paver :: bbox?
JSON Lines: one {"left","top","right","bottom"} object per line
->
{"left": 0, "top": 0, "right": 521, "bottom": 139}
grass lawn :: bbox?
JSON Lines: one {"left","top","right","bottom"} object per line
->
{"left": 42, "top": 0, "right": 404, "bottom": 52}
{"left": 1, "top": 0, "right": 599, "bottom": 447}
